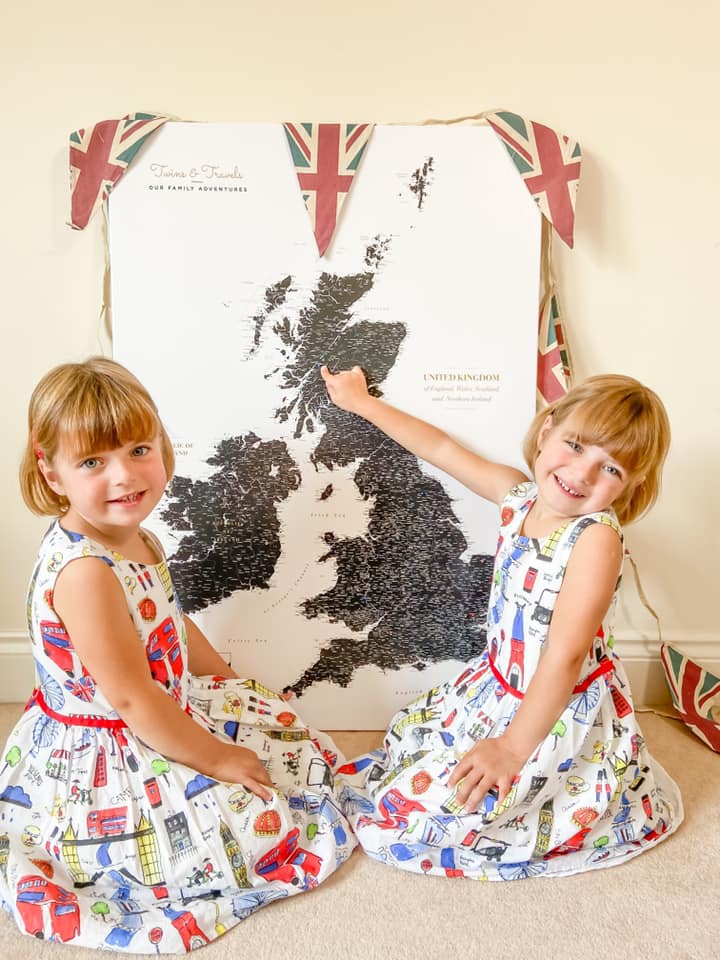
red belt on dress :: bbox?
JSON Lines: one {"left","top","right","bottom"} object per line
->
{"left": 25, "top": 687, "right": 128, "bottom": 730}
{"left": 486, "top": 653, "right": 615, "bottom": 700}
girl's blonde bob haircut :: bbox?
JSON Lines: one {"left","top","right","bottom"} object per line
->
{"left": 523, "top": 374, "right": 670, "bottom": 525}
{"left": 20, "top": 357, "right": 175, "bottom": 517}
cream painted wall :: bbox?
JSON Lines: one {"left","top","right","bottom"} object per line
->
{"left": 2, "top": 1, "right": 719, "bottom": 701}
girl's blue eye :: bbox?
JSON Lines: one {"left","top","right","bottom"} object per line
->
{"left": 605, "top": 464, "right": 622, "bottom": 477}
{"left": 81, "top": 458, "right": 100, "bottom": 469}
{"left": 131, "top": 445, "right": 150, "bottom": 457}
{"left": 565, "top": 440, "right": 582, "bottom": 452}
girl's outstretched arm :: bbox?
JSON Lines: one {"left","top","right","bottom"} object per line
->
{"left": 52, "top": 559, "right": 272, "bottom": 799}
{"left": 184, "top": 615, "right": 239, "bottom": 678}
{"left": 321, "top": 365, "right": 527, "bottom": 505}
{"left": 449, "top": 522, "right": 623, "bottom": 810}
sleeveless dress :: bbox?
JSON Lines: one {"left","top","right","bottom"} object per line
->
{"left": 336, "top": 482, "right": 683, "bottom": 880}
{"left": 0, "top": 521, "right": 356, "bottom": 952}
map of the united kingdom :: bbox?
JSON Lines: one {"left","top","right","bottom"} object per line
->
{"left": 109, "top": 122, "right": 540, "bottom": 726}
{"left": 160, "top": 248, "right": 495, "bottom": 697}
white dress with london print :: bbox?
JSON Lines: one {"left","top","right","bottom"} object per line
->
{"left": 0, "top": 521, "right": 355, "bottom": 952}
{"left": 337, "top": 482, "right": 683, "bottom": 881}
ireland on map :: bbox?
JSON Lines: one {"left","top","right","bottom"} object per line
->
{"left": 109, "top": 121, "right": 540, "bottom": 727}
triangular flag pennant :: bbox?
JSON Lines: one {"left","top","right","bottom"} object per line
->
{"left": 69, "top": 112, "right": 171, "bottom": 229}
{"left": 283, "top": 122, "right": 374, "bottom": 256}
{"left": 660, "top": 644, "right": 720, "bottom": 752}
{"left": 537, "top": 287, "right": 571, "bottom": 404}
{"left": 486, "top": 111, "right": 581, "bottom": 248}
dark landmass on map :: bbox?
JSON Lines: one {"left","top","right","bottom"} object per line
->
{"left": 248, "top": 275, "right": 292, "bottom": 356}
{"left": 409, "top": 157, "right": 434, "bottom": 210}
{"left": 161, "top": 434, "right": 301, "bottom": 613}
{"left": 364, "top": 235, "right": 391, "bottom": 268}
{"left": 268, "top": 267, "right": 404, "bottom": 440}
{"left": 162, "top": 235, "right": 493, "bottom": 690}
{"left": 289, "top": 404, "right": 493, "bottom": 693}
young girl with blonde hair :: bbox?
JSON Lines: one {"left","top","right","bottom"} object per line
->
{"left": 0, "top": 357, "right": 355, "bottom": 951}
{"left": 323, "top": 366, "right": 682, "bottom": 880}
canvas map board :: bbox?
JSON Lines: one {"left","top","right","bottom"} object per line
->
{"left": 109, "top": 121, "right": 541, "bottom": 728}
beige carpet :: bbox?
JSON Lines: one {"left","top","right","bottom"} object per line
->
{"left": 0, "top": 703, "right": 715, "bottom": 959}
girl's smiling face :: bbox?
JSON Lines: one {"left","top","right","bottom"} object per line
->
{"left": 39, "top": 437, "right": 167, "bottom": 545}
{"left": 533, "top": 413, "right": 634, "bottom": 521}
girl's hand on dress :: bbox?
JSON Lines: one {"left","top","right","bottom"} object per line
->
{"left": 448, "top": 738, "right": 526, "bottom": 812}
{"left": 320, "top": 365, "right": 370, "bottom": 415}
{"left": 215, "top": 746, "right": 274, "bottom": 802}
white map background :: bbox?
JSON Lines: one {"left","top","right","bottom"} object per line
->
{"left": 109, "top": 122, "right": 540, "bottom": 727}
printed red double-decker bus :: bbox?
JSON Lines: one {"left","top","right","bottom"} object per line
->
{"left": 16, "top": 875, "right": 80, "bottom": 942}
{"left": 147, "top": 617, "right": 183, "bottom": 690}
{"left": 86, "top": 806, "right": 128, "bottom": 838}
{"left": 39, "top": 620, "right": 74, "bottom": 675}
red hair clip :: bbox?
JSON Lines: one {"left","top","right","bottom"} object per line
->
{"left": 31, "top": 430, "right": 44, "bottom": 460}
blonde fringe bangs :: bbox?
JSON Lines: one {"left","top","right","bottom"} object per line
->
{"left": 49, "top": 385, "right": 160, "bottom": 463}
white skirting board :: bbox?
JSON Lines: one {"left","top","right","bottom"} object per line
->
{"left": 618, "top": 636, "right": 719, "bottom": 708}
{"left": 1, "top": 630, "right": 717, "bottom": 713}
{"left": 0, "top": 633, "right": 36, "bottom": 704}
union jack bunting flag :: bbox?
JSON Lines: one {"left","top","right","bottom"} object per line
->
{"left": 69, "top": 113, "right": 170, "bottom": 229}
{"left": 486, "top": 111, "right": 582, "bottom": 248}
{"left": 660, "top": 644, "right": 720, "bottom": 752}
{"left": 282, "top": 123, "right": 374, "bottom": 256}
{"left": 538, "top": 287, "right": 571, "bottom": 403}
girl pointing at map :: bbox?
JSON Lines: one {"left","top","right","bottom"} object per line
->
{"left": 0, "top": 357, "right": 355, "bottom": 951}
{"left": 322, "top": 363, "right": 682, "bottom": 880}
